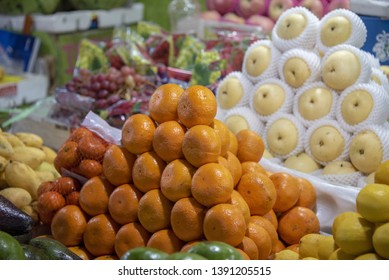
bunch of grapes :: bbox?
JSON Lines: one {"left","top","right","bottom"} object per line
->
{"left": 64, "top": 66, "right": 149, "bottom": 110}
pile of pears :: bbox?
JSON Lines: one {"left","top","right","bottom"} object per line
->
{"left": 275, "top": 160, "right": 389, "bottom": 260}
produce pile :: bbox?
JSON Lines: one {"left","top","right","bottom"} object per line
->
{"left": 0, "top": 130, "right": 60, "bottom": 224}
{"left": 23, "top": 83, "right": 321, "bottom": 260}
{"left": 215, "top": 7, "right": 389, "bottom": 187}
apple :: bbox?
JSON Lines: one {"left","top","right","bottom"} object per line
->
{"left": 265, "top": 116, "right": 301, "bottom": 158}
{"left": 250, "top": 79, "right": 292, "bottom": 119}
{"left": 268, "top": 0, "right": 296, "bottom": 21}
{"left": 296, "top": 83, "right": 335, "bottom": 122}
{"left": 322, "top": 160, "right": 357, "bottom": 175}
{"left": 201, "top": 10, "right": 222, "bottom": 21}
{"left": 279, "top": 49, "right": 321, "bottom": 88}
{"left": 284, "top": 152, "right": 321, "bottom": 173}
{"left": 206, "top": 0, "right": 238, "bottom": 15}
{"left": 308, "top": 124, "right": 347, "bottom": 163}
{"left": 245, "top": 15, "right": 275, "bottom": 34}
{"left": 216, "top": 73, "right": 250, "bottom": 110}
{"left": 349, "top": 130, "right": 383, "bottom": 174}
{"left": 298, "top": 0, "right": 326, "bottom": 18}
{"left": 235, "top": 0, "right": 268, "bottom": 19}
{"left": 321, "top": 48, "right": 364, "bottom": 91}
{"left": 339, "top": 88, "right": 373, "bottom": 127}
{"left": 222, "top": 12, "right": 246, "bottom": 24}
{"left": 326, "top": 0, "right": 349, "bottom": 13}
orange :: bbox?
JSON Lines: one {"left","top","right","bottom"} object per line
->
{"left": 170, "top": 197, "right": 206, "bottom": 242}
{"left": 37, "top": 181, "right": 54, "bottom": 197}
{"left": 229, "top": 190, "right": 251, "bottom": 225}
{"left": 68, "top": 246, "right": 93, "bottom": 260}
{"left": 211, "top": 119, "right": 231, "bottom": 156}
{"left": 51, "top": 177, "right": 80, "bottom": 196}
{"left": 286, "top": 243, "right": 300, "bottom": 253}
{"left": 218, "top": 151, "right": 242, "bottom": 187}
{"left": 121, "top": 114, "right": 156, "bottom": 155}
{"left": 51, "top": 205, "right": 88, "bottom": 247}
{"left": 78, "top": 134, "right": 108, "bottom": 161}
{"left": 182, "top": 125, "right": 221, "bottom": 168}
{"left": 249, "top": 215, "right": 279, "bottom": 253}
{"left": 191, "top": 163, "right": 234, "bottom": 207}
{"left": 108, "top": 183, "right": 143, "bottom": 225}
{"left": 236, "top": 129, "right": 265, "bottom": 162}
{"left": 76, "top": 159, "right": 103, "bottom": 179}
{"left": 177, "top": 85, "right": 217, "bottom": 128}
{"left": 147, "top": 229, "right": 184, "bottom": 254}
{"left": 236, "top": 248, "right": 250, "bottom": 260}
{"left": 79, "top": 176, "right": 115, "bottom": 216}
{"left": 236, "top": 236, "right": 259, "bottom": 260}
{"left": 269, "top": 172, "right": 300, "bottom": 213}
{"left": 137, "top": 189, "right": 173, "bottom": 233}
{"left": 241, "top": 161, "right": 267, "bottom": 176}
{"left": 180, "top": 240, "right": 201, "bottom": 252}
{"left": 160, "top": 159, "right": 196, "bottom": 202}
{"left": 66, "top": 191, "right": 80, "bottom": 206}
{"left": 236, "top": 172, "right": 276, "bottom": 216}
{"left": 37, "top": 191, "right": 66, "bottom": 225}
{"left": 83, "top": 213, "right": 120, "bottom": 257}
{"left": 228, "top": 130, "right": 238, "bottom": 155}
{"left": 148, "top": 83, "right": 184, "bottom": 124}
{"left": 152, "top": 120, "right": 186, "bottom": 162}
{"left": 272, "top": 239, "right": 286, "bottom": 254}
{"left": 114, "top": 222, "right": 151, "bottom": 258}
{"left": 246, "top": 221, "right": 272, "bottom": 260}
{"left": 295, "top": 177, "right": 317, "bottom": 210}
{"left": 103, "top": 145, "right": 136, "bottom": 186}
{"left": 69, "top": 126, "right": 93, "bottom": 143}
{"left": 54, "top": 141, "right": 80, "bottom": 172}
{"left": 277, "top": 206, "right": 320, "bottom": 245}
{"left": 203, "top": 203, "right": 246, "bottom": 247}
{"left": 132, "top": 151, "right": 166, "bottom": 193}
{"left": 262, "top": 209, "right": 278, "bottom": 230}
{"left": 94, "top": 255, "right": 119, "bottom": 260}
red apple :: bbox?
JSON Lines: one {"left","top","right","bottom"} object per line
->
{"left": 222, "top": 13, "right": 246, "bottom": 24}
{"left": 268, "top": 0, "right": 297, "bottom": 21}
{"left": 246, "top": 14, "right": 275, "bottom": 34}
{"left": 201, "top": 10, "right": 222, "bottom": 21}
{"left": 297, "top": 0, "right": 327, "bottom": 18}
{"left": 206, "top": 0, "right": 238, "bottom": 15}
{"left": 235, "top": 0, "right": 269, "bottom": 18}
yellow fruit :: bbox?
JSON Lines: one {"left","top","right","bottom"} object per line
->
{"left": 41, "top": 146, "right": 57, "bottom": 164}
{"left": 328, "top": 248, "right": 357, "bottom": 260}
{"left": 372, "top": 222, "right": 389, "bottom": 259}
{"left": 354, "top": 252, "right": 383, "bottom": 260}
{"left": 356, "top": 183, "right": 389, "bottom": 223}
{"left": 14, "top": 132, "right": 43, "bottom": 148}
{"left": 334, "top": 215, "right": 374, "bottom": 256}
{"left": 274, "top": 249, "right": 299, "bottom": 260}
{"left": 317, "top": 235, "right": 338, "bottom": 260}
{"left": 332, "top": 211, "right": 362, "bottom": 238}
{"left": 0, "top": 134, "right": 14, "bottom": 158}
{"left": 298, "top": 233, "right": 325, "bottom": 259}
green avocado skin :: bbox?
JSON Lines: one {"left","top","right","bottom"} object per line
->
{"left": 121, "top": 247, "right": 169, "bottom": 260}
{"left": 0, "top": 230, "right": 26, "bottom": 260}
{"left": 28, "top": 237, "right": 82, "bottom": 260}
{"left": 187, "top": 241, "right": 244, "bottom": 260}
{"left": 0, "top": 195, "right": 34, "bottom": 236}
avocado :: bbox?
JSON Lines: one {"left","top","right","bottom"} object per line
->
{"left": 29, "top": 237, "right": 82, "bottom": 260}
{"left": 0, "top": 195, "right": 34, "bottom": 236}
{"left": 0, "top": 230, "right": 26, "bottom": 260}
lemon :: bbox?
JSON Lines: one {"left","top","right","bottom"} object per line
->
{"left": 332, "top": 211, "right": 361, "bottom": 238}
{"left": 372, "top": 222, "right": 389, "bottom": 259}
{"left": 354, "top": 253, "right": 383, "bottom": 260}
{"left": 334, "top": 215, "right": 374, "bottom": 255}
{"left": 274, "top": 249, "right": 299, "bottom": 260}
{"left": 299, "top": 233, "right": 325, "bottom": 259}
{"left": 317, "top": 235, "right": 338, "bottom": 260}
{"left": 374, "top": 160, "right": 389, "bottom": 185}
{"left": 328, "top": 248, "right": 357, "bottom": 260}
{"left": 356, "top": 183, "right": 389, "bottom": 223}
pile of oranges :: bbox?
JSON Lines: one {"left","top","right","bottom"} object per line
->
{"left": 38, "top": 83, "right": 320, "bottom": 260}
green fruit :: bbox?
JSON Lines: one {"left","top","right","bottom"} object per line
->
{"left": 328, "top": 248, "right": 356, "bottom": 260}
{"left": 354, "top": 253, "right": 383, "bottom": 260}
{"left": 356, "top": 183, "right": 389, "bottom": 223}
{"left": 332, "top": 211, "right": 361, "bottom": 238}
{"left": 187, "top": 241, "right": 243, "bottom": 260}
{"left": 0, "top": 0, "right": 60, "bottom": 15}
{"left": 372, "top": 222, "right": 389, "bottom": 259}
{"left": 21, "top": 244, "right": 50, "bottom": 260}
{"left": 274, "top": 249, "right": 299, "bottom": 260}
{"left": 121, "top": 247, "right": 169, "bottom": 260}
{"left": 28, "top": 237, "right": 81, "bottom": 260}
{"left": 334, "top": 215, "right": 374, "bottom": 256}
{"left": 0, "top": 230, "right": 25, "bottom": 260}
{"left": 166, "top": 252, "right": 207, "bottom": 260}
{"left": 69, "top": 0, "right": 127, "bottom": 10}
